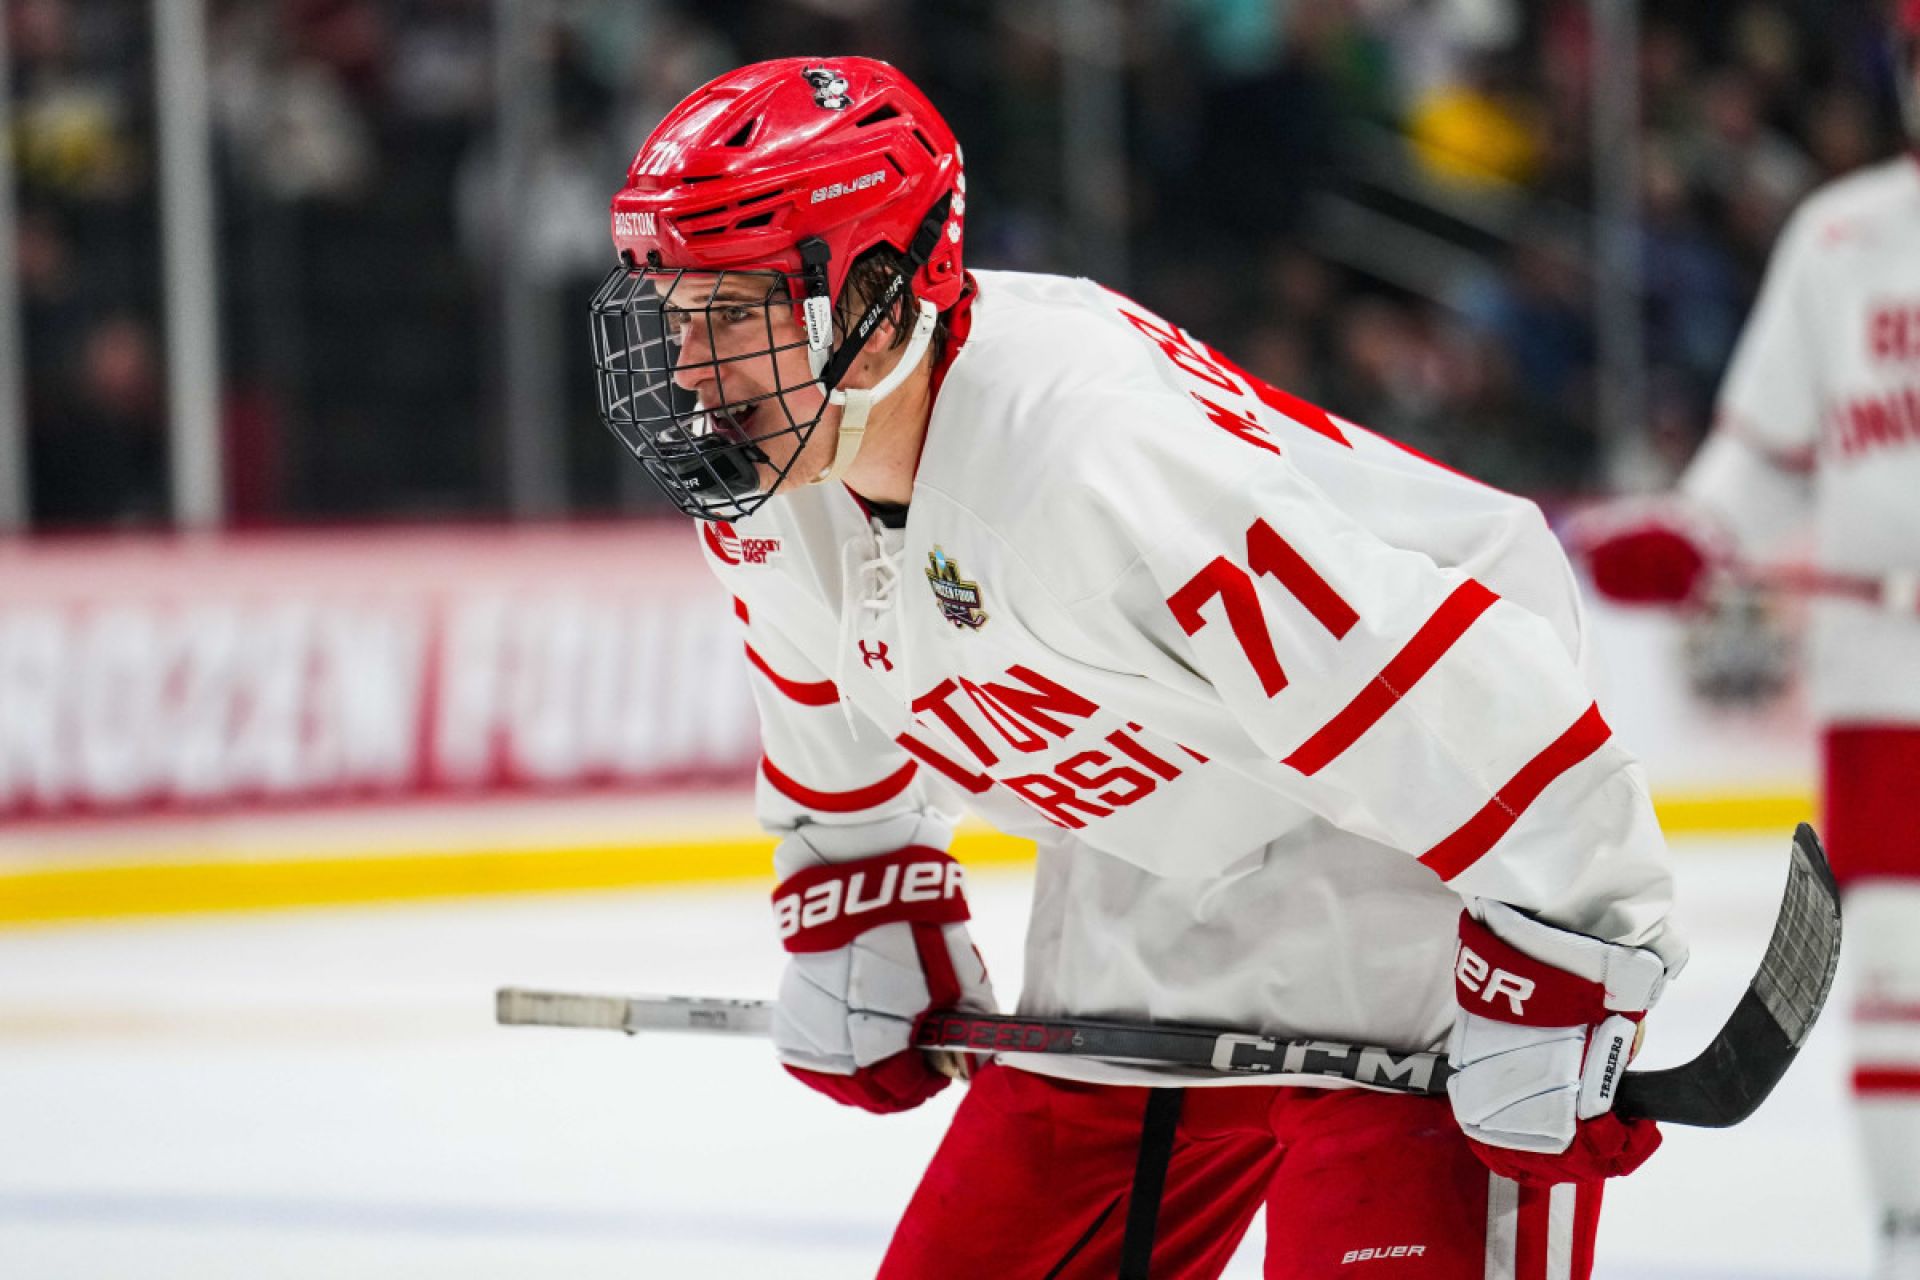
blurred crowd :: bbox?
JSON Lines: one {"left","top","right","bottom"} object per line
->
{"left": 7, "top": 0, "right": 1906, "bottom": 527}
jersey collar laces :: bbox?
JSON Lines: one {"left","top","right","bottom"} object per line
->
{"left": 833, "top": 529, "right": 908, "bottom": 734}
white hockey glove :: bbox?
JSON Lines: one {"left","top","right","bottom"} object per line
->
{"left": 1446, "top": 900, "right": 1669, "bottom": 1186}
{"left": 769, "top": 816, "right": 995, "bottom": 1114}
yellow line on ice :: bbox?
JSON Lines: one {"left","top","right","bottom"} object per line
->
{"left": 0, "top": 790, "right": 1812, "bottom": 928}
{"left": 0, "top": 830, "right": 1041, "bottom": 928}
{"left": 1651, "top": 789, "right": 1816, "bottom": 836}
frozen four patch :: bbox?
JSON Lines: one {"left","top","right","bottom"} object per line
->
{"left": 925, "top": 547, "right": 988, "bottom": 629}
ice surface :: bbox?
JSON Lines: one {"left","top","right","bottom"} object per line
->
{"left": 0, "top": 835, "right": 1870, "bottom": 1278}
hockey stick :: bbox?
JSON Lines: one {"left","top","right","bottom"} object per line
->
{"left": 1725, "top": 563, "right": 1920, "bottom": 613}
{"left": 497, "top": 824, "right": 1841, "bottom": 1127}
{"left": 494, "top": 987, "right": 1456, "bottom": 1094}
{"left": 1608, "top": 821, "right": 1841, "bottom": 1126}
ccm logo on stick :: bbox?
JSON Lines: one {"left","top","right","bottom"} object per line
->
{"left": 1454, "top": 943, "right": 1536, "bottom": 1017}
{"left": 773, "top": 860, "right": 965, "bottom": 940}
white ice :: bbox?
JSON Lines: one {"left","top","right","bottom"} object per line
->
{"left": 0, "top": 834, "right": 1869, "bottom": 1278}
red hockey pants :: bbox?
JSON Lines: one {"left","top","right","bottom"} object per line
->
{"left": 1824, "top": 725, "right": 1920, "bottom": 887}
{"left": 878, "top": 1062, "right": 1603, "bottom": 1279}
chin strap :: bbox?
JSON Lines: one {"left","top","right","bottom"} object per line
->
{"left": 813, "top": 299, "right": 938, "bottom": 484}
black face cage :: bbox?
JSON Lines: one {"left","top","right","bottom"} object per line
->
{"left": 589, "top": 266, "right": 825, "bottom": 522}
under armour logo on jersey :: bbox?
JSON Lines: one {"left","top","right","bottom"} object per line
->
{"left": 859, "top": 640, "right": 894, "bottom": 671}
{"left": 801, "top": 66, "right": 851, "bottom": 110}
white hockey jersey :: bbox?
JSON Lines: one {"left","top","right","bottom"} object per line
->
{"left": 704, "top": 269, "right": 1683, "bottom": 1087}
{"left": 1684, "top": 156, "right": 1920, "bottom": 725}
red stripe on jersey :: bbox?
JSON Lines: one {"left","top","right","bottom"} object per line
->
{"left": 1854, "top": 1068, "right": 1920, "bottom": 1096}
{"left": 1420, "top": 703, "right": 1612, "bottom": 881}
{"left": 744, "top": 645, "right": 840, "bottom": 706}
{"left": 761, "top": 756, "right": 918, "bottom": 813}
{"left": 733, "top": 596, "right": 750, "bottom": 623}
{"left": 1284, "top": 580, "right": 1498, "bottom": 776}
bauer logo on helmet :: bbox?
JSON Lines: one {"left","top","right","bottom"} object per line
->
{"left": 811, "top": 169, "right": 888, "bottom": 205}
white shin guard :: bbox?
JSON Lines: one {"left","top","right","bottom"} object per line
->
{"left": 1848, "top": 882, "right": 1920, "bottom": 1269}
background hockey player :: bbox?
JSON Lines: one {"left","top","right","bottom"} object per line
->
{"left": 1575, "top": 6, "right": 1920, "bottom": 1277}
{"left": 591, "top": 56, "right": 1686, "bottom": 1279}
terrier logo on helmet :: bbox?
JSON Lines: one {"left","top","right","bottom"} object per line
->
{"left": 802, "top": 66, "right": 852, "bottom": 111}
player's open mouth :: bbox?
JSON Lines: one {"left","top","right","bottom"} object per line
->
{"left": 694, "top": 403, "right": 758, "bottom": 445}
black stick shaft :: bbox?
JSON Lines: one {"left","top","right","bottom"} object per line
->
{"left": 909, "top": 1011, "right": 1453, "bottom": 1095}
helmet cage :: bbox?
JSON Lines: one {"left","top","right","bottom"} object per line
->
{"left": 591, "top": 192, "right": 954, "bottom": 522}
{"left": 589, "top": 264, "right": 820, "bottom": 523}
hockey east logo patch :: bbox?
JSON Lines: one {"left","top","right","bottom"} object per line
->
{"left": 702, "top": 521, "right": 782, "bottom": 567}
{"left": 925, "top": 547, "right": 988, "bottom": 629}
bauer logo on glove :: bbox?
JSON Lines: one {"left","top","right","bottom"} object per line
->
{"left": 771, "top": 847, "right": 969, "bottom": 951}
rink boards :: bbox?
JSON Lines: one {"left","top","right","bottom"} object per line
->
{"left": 0, "top": 522, "right": 1818, "bottom": 926}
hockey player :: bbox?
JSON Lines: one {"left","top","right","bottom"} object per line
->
{"left": 592, "top": 57, "right": 1685, "bottom": 1278}
{"left": 1576, "top": 9, "right": 1920, "bottom": 1276}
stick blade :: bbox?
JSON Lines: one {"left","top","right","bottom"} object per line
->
{"left": 1617, "top": 823, "right": 1843, "bottom": 1126}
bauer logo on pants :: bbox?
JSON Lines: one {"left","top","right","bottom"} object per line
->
{"left": 926, "top": 547, "right": 988, "bottom": 629}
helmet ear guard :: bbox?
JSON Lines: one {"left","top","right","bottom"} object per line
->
{"left": 810, "top": 192, "right": 953, "bottom": 395}
{"left": 811, "top": 193, "right": 954, "bottom": 483}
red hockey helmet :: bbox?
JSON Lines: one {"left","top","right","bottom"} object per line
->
{"left": 610, "top": 57, "right": 966, "bottom": 313}
{"left": 591, "top": 58, "right": 967, "bottom": 522}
